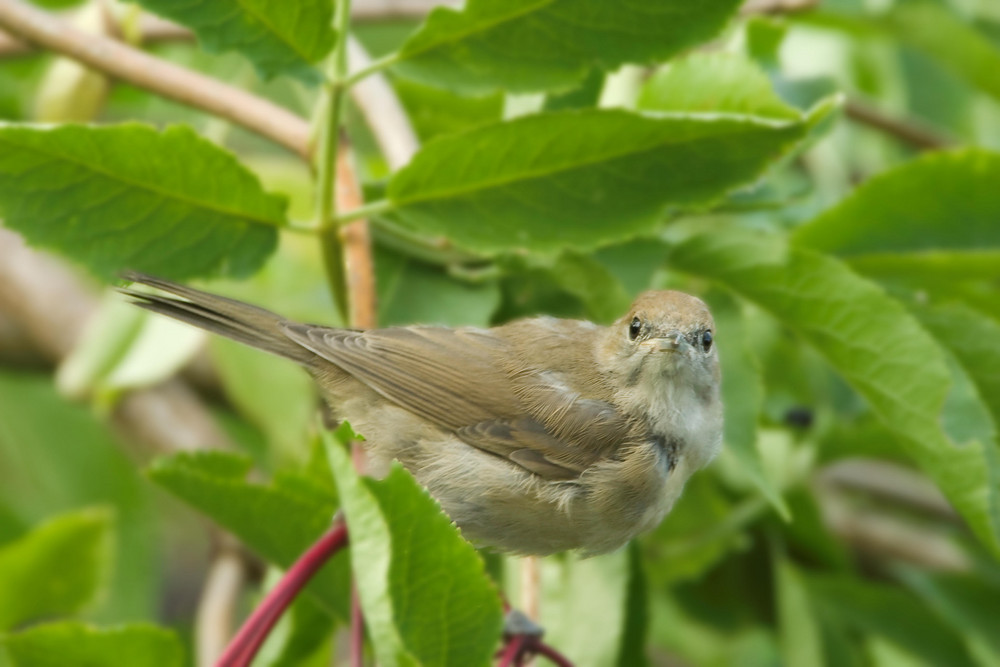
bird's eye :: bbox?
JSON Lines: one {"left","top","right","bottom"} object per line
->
{"left": 701, "top": 330, "right": 713, "bottom": 352}
{"left": 629, "top": 317, "right": 642, "bottom": 341}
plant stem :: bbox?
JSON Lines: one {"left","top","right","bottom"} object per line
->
{"left": 216, "top": 519, "right": 349, "bottom": 667}
{"left": 344, "top": 50, "right": 403, "bottom": 87}
{"left": 530, "top": 638, "right": 575, "bottom": 667}
{"left": 333, "top": 199, "right": 393, "bottom": 224}
{"left": 315, "top": 0, "right": 356, "bottom": 321}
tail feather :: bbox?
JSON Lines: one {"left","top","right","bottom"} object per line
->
{"left": 120, "top": 271, "right": 314, "bottom": 365}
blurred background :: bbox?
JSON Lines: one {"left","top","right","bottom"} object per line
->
{"left": 1, "top": 0, "right": 999, "bottom": 665}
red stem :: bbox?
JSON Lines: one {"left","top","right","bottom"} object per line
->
{"left": 216, "top": 519, "right": 349, "bottom": 667}
{"left": 496, "top": 634, "right": 528, "bottom": 667}
{"left": 531, "top": 638, "right": 575, "bottom": 667}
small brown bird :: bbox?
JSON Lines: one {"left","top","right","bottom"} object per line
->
{"left": 123, "top": 272, "right": 722, "bottom": 555}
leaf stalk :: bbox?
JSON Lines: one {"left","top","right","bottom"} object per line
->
{"left": 315, "top": 0, "right": 356, "bottom": 321}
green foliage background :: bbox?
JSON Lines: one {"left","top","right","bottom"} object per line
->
{"left": 0, "top": 0, "right": 999, "bottom": 664}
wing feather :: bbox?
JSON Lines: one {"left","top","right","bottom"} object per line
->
{"left": 282, "top": 321, "right": 638, "bottom": 479}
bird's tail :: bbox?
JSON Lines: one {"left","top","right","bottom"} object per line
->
{"left": 120, "top": 271, "right": 314, "bottom": 365}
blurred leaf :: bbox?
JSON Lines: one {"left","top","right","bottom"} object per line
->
{"left": 916, "top": 303, "right": 1000, "bottom": 425}
{"left": 210, "top": 339, "right": 315, "bottom": 461}
{"left": 746, "top": 17, "right": 788, "bottom": 68}
{"left": 644, "top": 473, "right": 755, "bottom": 586}
{"left": 389, "top": 102, "right": 834, "bottom": 255}
{"left": 265, "top": 593, "right": 333, "bottom": 667}
{"left": 541, "top": 544, "right": 648, "bottom": 667}
{"left": 794, "top": 149, "right": 1000, "bottom": 280}
{"left": 638, "top": 52, "right": 799, "bottom": 119}
{"left": 0, "top": 372, "right": 155, "bottom": 622}
{"left": 886, "top": 2, "right": 1000, "bottom": 103}
{"left": 591, "top": 238, "right": 668, "bottom": 294}
{"left": 547, "top": 251, "right": 631, "bottom": 323}
{"left": 1, "top": 622, "right": 183, "bottom": 667}
{"left": 782, "top": 490, "right": 850, "bottom": 570}
{"left": 0, "top": 123, "right": 284, "bottom": 280}
{"left": 544, "top": 68, "right": 606, "bottom": 111}
{"left": 392, "top": 79, "right": 504, "bottom": 142}
{"left": 775, "top": 556, "right": 824, "bottom": 667}
{"left": 33, "top": 5, "right": 109, "bottom": 123}
{"left": 0, "top": 508, "right": 111, "bottom": 630}
{"left": 667, "top": 228, "right": 1000, "bottom": 555}
{"left": 894, "top": 568, "right": 1000, "bottom": 666}
{"left": 135, "top": 0, "right": 334, "bottom": 81}
{"left": 375, "top": 246, "right": 500, "bottom": 326}
{"left": 0, "top": 502, "right": 24, "bottom": 547}
{"left": 393, "top": 0, "right": 742, "bottom": 94}
{"left": 711, "top": 295, "right": 788, "bottom": 517}
{"left": 324, "top": 433, "right": 502, "bottom": 667}
{"left": 809, "top": 576, "right": 976, "bottom": 667}
{"left": 57, "top": 293, "right": 204, "bottom": 399}
{"left": 148, "top": 451, "right": 349, "bottom": 620}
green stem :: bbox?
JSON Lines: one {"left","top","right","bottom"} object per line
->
{"left": 315, "top": 0, "right": 355, "bottom": 322}
{"left": 332, "top": 199, "right": 392, "bottom": 224}
{"left": 343, "top": 51, "right": 403, "bottom": 87}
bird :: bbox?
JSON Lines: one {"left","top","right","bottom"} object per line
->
{"left": 121, "top": 272, "right": 722, "bottom": 555}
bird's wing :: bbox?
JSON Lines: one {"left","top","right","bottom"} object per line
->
{"left": 282, "top": 324, "right": 520, "bottom": 429}
{"left": 282, "top": 323, "right": 635, "bottom": 479}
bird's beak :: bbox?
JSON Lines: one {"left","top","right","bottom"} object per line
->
{"left": 645, "top": 332, "right": 689, "bottom": 352}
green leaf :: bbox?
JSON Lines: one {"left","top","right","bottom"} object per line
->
{"left": 809, "top": 575, "right": 976, "bottom": 667}
{"left": 147, "top": 451, "right": 349, "bottom": 620}
{"left": 324, "top": 433, "right": 503, "bottom": 667}
{"left": 375, "top": 246, "right": 501, "bottom": 327}
{"left": 793, "top": 149, "right": 1000, "bottom": 280}
{"left": 643, "top": 473, "right": 755, "bottom": 586}
{"left": 388, "top": 102, "right": 834, "bottom": 255}
{"left": 541, "top": 544, "right": 648, "bottom": 667}
{"left": 666, "top": 228, "right": 1000, "bottom": 554}
{"left": 712, "top": 296, "right": 788, "bottom": 517}
{"left": 0, "top": 371, "right": 156, "bottom": 622}
{"left": 546, "top": 252, "right": 632, "bottom": 323}
{"left": 885, "top": 2, "right": 1000, "bottom": 103}
{"left": 638, "top": 52, "right": 800, "bottom": 119}
{"left": 264, "top": 593, "right": 334, "bottom": 667}
{"left": 775, "top": 556, "right": 825, "bottom": 667}
{"left": 1, "top": 622, "right": 183, "bottom": 667}
{"left": 135, "top": 0, "right": 334, "bottom": 81}
{"left": 0, "top": 508, "right": 111, "bottom": 630}
{"left": 392, "top": 79, "right": 504, "bottom": 143}
{"left": 210, "top": 339, "right": 316, "bottom": 460}
{"left": 394, "top": 0, "right": 742, "bottom": 94}
{"left": 894, "top": 568, "right": 1000, "bottom": 666}
{"left": 0, "top": 123, "right": 285, "bottom": 280}
{"left": 915, "top": 303, "right": 1000, "bottom": 427}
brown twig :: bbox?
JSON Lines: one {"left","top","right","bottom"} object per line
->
{"left": 845, "top": 98, "right": 954, "bottom": 151}
{"left": 0, "top": 0, "right": 310, "bottom": 158}
{"left": 0, "top": 12, "right": 193, "bottom": 57}
{"left": 520, "top": 556, "right": 540, "bottom": 627}
{"left": 740, "top": 0, "right": 819, "bottom": 15}
{"left": 336, "top": 148, "right": 379, "bottom": 329}
{"left": 0, "top": 310, "right": 45, "bottom": 367}
{"left": 819, "top": 459, "right": 957, "bottom": 522}
{"left": 820, "top": 489, "right": 970, "bottom": 572}
{"left": 195, "top": 536, "right": 248, "bottom": 667}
